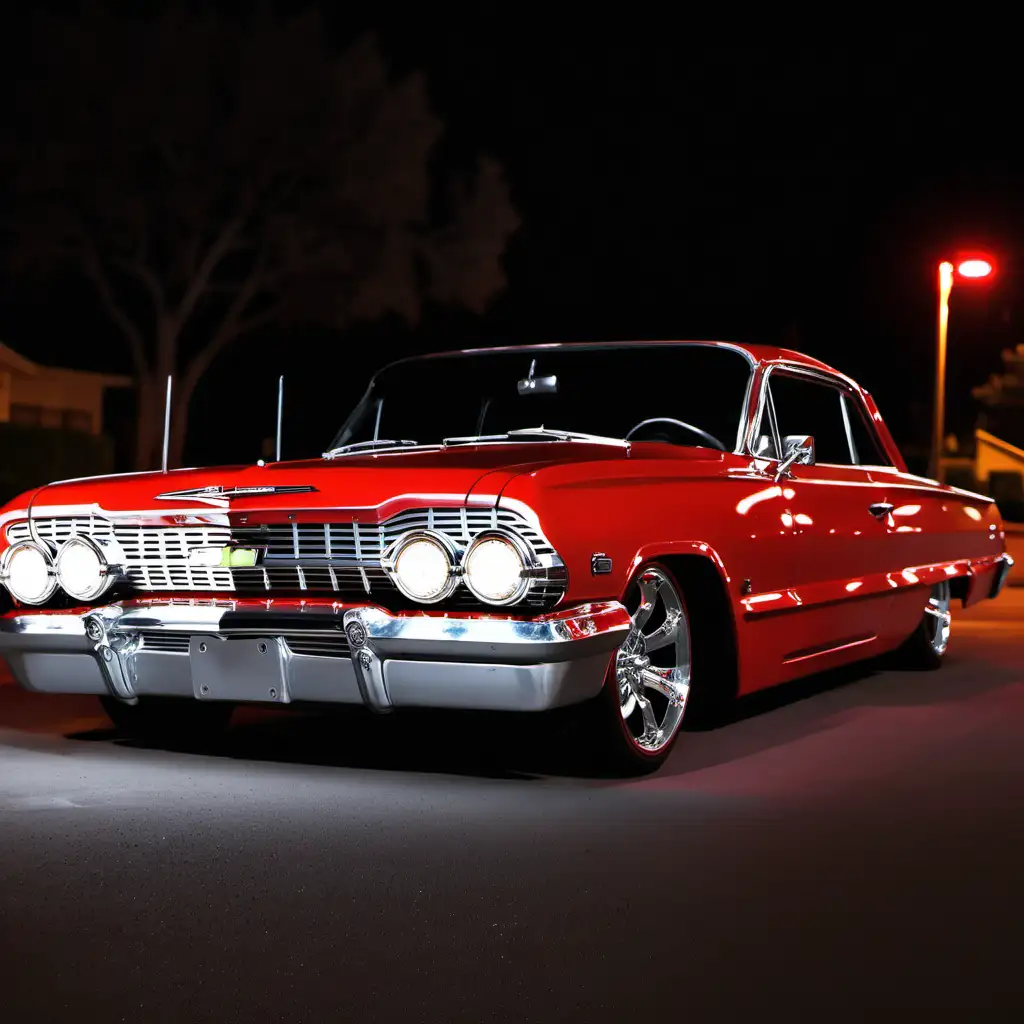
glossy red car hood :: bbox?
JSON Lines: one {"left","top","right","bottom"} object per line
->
{"left": 16, "top": 442, "right": 711, "bottom": 521}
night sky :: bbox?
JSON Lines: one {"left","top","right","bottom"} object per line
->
{"left": 1, "top": 10, "right": 1020, "bottom": 472}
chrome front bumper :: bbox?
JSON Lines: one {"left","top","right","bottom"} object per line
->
{"left": 0, "top": 600, "right": 631, "bottom": 713}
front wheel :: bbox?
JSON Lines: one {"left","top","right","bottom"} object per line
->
{"left": 570, "top": 563, "right": 692, "bottom": 774}
{"left": 99, "top": 696, "right": 234, "bottom": 745}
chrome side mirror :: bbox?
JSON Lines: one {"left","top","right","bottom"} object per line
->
{"left": 774, "top": 434, "right": 815, "bottom": 481}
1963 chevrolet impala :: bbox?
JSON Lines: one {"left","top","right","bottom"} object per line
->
{"left": 0, "top": 342, "right": 1012, "bottom": 772}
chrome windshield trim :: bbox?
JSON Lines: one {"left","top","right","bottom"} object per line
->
{"left": 744, "top": 362, "right": 857, "bottom": 462}
{"left": 330, "top": 341, "right": 757, "bottom": 452}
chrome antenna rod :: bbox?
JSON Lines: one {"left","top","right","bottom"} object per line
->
{"left": 275, "top": 375, "right": 284, "bottom": 462}
{"left": 161, "top": 375, "right": 173, "bottom": 473}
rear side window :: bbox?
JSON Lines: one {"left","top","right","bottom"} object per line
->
{"left": 841, "top": 393, "right": 891, "bottom": 466}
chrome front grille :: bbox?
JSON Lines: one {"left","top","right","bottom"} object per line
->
{"left": 282, "top": 633, "right": 350, "bottom": 658}
{"left": 8, "top": 507, "right": 565, "bottom": 608}
{"left": 230, "top": 507, "right": 556, "bottom": 561}
{"left": 135, "top": 631, "right": 350, "bottom": 659}
{"left": 137, "top": 630, "right": 192, "bottom": 654}
{"left": 7, "top": 520, "right": 236, "bottom": 592}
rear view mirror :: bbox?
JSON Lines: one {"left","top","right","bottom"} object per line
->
{"left": 517, "top": 359, "right": 558, "bottom": 395}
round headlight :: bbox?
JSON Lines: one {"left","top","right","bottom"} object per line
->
{"left": 1, "top": 541, "right": 57, "bottom": 605}
{"left": 55, "top": 536, "right": 112, "bottom": 602}
{"left": 385, "top": 531, "right": 457, "bottom": 603}
{"left": 463, "top": 531, "right": 532, "bottom": 606}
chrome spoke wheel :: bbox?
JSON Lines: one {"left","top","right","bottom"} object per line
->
{"left": 616, "top": 567, "right": 691, "bottom": 753}
{"left": 925, "top": 581, "right": 952, "bottom": 656}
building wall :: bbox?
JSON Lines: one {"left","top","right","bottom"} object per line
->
{"left": 0, "top": 369, "right": 121, "bottom": 435}
{"left": 0, "top": 370, "right": 11, "bottom": 422}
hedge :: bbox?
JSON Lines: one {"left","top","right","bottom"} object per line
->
{"left": 0, "top": 423, "right": 115, "bottom": 505}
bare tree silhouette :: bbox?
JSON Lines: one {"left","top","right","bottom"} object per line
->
{"left": 3, "top": 8, "right": 518, "bottom": 467}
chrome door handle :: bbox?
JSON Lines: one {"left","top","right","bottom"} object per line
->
{"left": 868, "top": 502, "right": 894, "bottom": 518}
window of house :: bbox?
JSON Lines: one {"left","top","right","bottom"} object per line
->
{"left": 61, "top": 409, "right": 92, "bottom": 433}
{"left": 9, "top": 404, "right": 93, "bottom": 433}
{"left": 9, "top": 403, "right": 43, "bottom": 427}
{"left": 39, "top": 407, "right": 62, "bottom": 429}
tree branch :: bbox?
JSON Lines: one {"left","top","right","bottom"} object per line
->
{"left": 114, "top": 256, "right": 166, "bottom": 322}
{"left": 82, "top": 242, "right": 147, "bottom": 376}
{"left": 173, "top": 214, "right": 247, "bottom": 331}
{"left": 232, "top": 304, "right": 283, "bottom": 338}
{"left": 182, "top": 245, "right": 273, "bottom": 395}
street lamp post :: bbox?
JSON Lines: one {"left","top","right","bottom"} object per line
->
{"left": 930, "top": 255, "right": 994, "bottom": 482}
{"left": 931, "top": 262, "right": 954, "bottom": 482}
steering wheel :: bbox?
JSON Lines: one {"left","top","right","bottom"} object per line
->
{"left": 625, "top": 417, "right": 727, "bottom": 451}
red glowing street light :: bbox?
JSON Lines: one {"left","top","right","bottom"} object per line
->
{"left": 931, "top": 252, "right": 997, "bottom": 481}
{"left": 957, "top": 258, "right": 994, "bottom": 279}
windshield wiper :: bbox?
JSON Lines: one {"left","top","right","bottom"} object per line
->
{"left": 442, "top": 433, "right": 514, "bottom": 446}
{"left": 507, "top": 427, "right": 629, "bottom": 446}
{"left": 323, "top": 439, "right": 419, "bottom": 459}
{"left": 442, "top": 427, "right": 630, "bottom": 448}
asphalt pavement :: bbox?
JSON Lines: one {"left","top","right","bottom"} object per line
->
{"left": 2, "top": 593, "right": 1023, "bottom": 1021}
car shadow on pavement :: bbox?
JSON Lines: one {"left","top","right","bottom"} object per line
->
{"left": 658, "top": 643, "right": 1024, "bottom": 779}
{"left": 50, "top": 637, "right": 1024, "bottom": 783}
{"left": 70, "top": 705, "right": 587, "bottom": 781}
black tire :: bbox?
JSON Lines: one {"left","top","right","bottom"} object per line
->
{"left": 568, "top": 562, "right": 693, "bottom": 776}
{"left": 893, "top": 581, "right": 952, "bottom": 670}
{"left": 99, "top": 696, "right": 234, "bottom": 745}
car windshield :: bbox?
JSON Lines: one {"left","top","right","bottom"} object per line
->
{"left": 330, "top": 344, "right": 752, "bottom": 454}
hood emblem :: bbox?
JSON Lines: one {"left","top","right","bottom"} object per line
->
{"left": 156, "top": 484, "right": 317, "bottom": 505}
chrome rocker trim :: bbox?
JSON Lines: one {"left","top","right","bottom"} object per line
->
{"left": 0, "top": 600, "right": 631, "bottom": 714}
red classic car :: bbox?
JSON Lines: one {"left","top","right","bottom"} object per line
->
{"left": 0, "top": 342, "right": 1013, "bottom": 771}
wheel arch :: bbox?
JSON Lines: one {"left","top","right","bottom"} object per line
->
{"left": 627, "top": 542, "right": 741, "bottom": 709}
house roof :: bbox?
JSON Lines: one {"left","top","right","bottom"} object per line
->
{"left": 977, "top": 428, "right": 1024, "bottom": 462}
{"left": 0, "top": 341, "right": 132, "bottom": 387}
{"left": 0, "top": 341, "right": 41, "bottom": 376}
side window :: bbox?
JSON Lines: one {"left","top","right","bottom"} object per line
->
{"left": 765, "top": 373, "right": 854, "bottom": 466}
{"left": 841, "top": 393, "right": 892, "bottom": 467}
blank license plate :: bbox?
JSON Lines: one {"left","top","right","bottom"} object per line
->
{"left": 190, "top": 636, "right": 289, "bottom": 703}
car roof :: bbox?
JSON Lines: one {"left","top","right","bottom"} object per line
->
{"left": 398, "top": 340, "right": 845, "bottom": 378}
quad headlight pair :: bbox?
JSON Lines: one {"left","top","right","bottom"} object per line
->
{"left": 383, "top": 529, "right": 536, "bottom": 606}
{"left": 0, "top": 537, "right": 113, "bottom": 606}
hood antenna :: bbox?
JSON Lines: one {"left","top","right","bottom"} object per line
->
{"left": 275, "top": 375, "right": 284, "bottom": 463}
{"left": 161, "top": 375, "right": 173, "bottom": 473}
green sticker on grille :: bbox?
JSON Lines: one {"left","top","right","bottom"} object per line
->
{"left": 220, "top": 547, "right": 259, "bottom": 568}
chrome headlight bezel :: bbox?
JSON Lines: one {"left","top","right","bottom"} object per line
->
{"left": 54, "top": 535, "right": 115, "bottom": 603}
{"left": 462, "top": 528, "right": 536, "bottom": 607}
{"left": 381, "top": 530, "right": 460, "bottom": 604}
{"left": 0, "top": 539, "right": 58, "bottom": 605}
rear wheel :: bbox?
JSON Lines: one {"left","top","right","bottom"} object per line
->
{"left": 99, "top": 696, "right": 234, "bottom": 744}
{"left": 895, "top": 581, "right": 952, "bottom": 669}
{"left": 572, "top": 563, "right": 692, "bottom": 774}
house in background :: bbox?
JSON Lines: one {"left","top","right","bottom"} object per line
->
{"left": 0, "top": 342, "right": 132, "bottom": 434}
